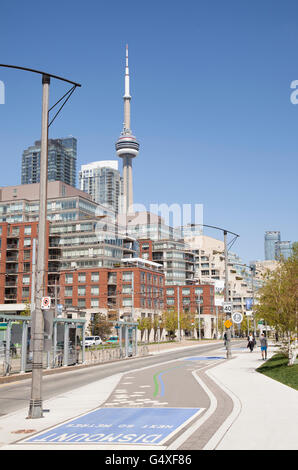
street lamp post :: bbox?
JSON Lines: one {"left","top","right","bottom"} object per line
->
{"left": 0, "top": 64, "right": 81, "bottom": 419}
{"left": 177, "top": 287, "right": 180, "bottom": 342}
{"left": 250, "top": 264, "right": 257, "bottom": 338}
{"left": 224, "top": 230, "right": 232, "bottom": 359}
{"left": 28, "top": 74, "right": 50, "bottom": 419}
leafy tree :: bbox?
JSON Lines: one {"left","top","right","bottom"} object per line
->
{"left": 181, "top": 311, "right": 195, "bottom": 334}
{"left": 21, "top": 300, "right": 31, "bottom": 317}
{"left": 152, "top": 316, "right": 162, "bottom": 341}
{"left": 255, "top": 244, "right": 298, "bottom": 365}
{"left": 89, "top": 313, "right": 112, "bottom": 340}
{"left": 137, "top": 318, "right": 147, "bottom": 342}
{"left": 162, "top": 309, "right": 178, "bottom": 341}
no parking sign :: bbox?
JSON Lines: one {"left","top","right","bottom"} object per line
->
{"left": 41, "top": 297, "right": 51, "bottom": 309}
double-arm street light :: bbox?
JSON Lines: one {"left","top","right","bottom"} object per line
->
{"left": 0, "top": 64, "right": 81, "bottom": 419}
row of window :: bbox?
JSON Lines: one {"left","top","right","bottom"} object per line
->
{"left": 63, "top": 298, "right": 164, "bottom": 309}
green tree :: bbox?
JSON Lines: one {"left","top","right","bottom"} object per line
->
{"left": 181, "top": 311, "right": 195, "bottom": 336}
{"left": 137, "top": 318, "right": 147, "bottom": 342}
{"left": 21, "top": 300, "right": 31, "bottom": 317}
{"left": 89, "top": 313, "right": 113, "bottom": 340}
{"left": 255, "top": 244, "right": 298, "bottom": 365}
{"left": 144, "top": 316, "right": 152, "bottom": 342}
{"left": 162, "top": 309, "right": 178, "bottom": 341}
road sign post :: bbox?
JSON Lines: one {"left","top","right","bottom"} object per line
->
{"left": 223, "top": 302, "right": 233, "bottom": 359}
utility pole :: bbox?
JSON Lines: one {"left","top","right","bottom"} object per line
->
{"left": 198, "top": 295, "right": 201, "bottom": 340}
{"left": 28, "top": 74, "right": 50, "bottom": 419}
{"left": 0, "top": 64, "right": 81, "bottom": 419}
{"left": 177, "top": 286, "right": 180, "bottom": 342}
{"left": 250, "top": 264, "right": 257, "bottom": 337}
{"left": 224, "top": 230, "right": 232, "bottom": 359}
{"left": 30, "top": 238, "right": 37, "bottom": 312}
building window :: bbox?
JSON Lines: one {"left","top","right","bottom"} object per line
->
{"left": 201, "top": 270, "right": 210, "bottom": 276}
{"left": 122, "top": 286, "right": 132, "bottom": 294}
{"left": 24, "top": 238, "right": 31, "bottom": 247}
{"left": 24, "top": 226, "right": 31, "bottom": 235}
{"left": 65, "top": 287, "right": 73, "bottom": 297}
{"left": 65, "top": 273, "right": 73, "bottom": 284}
{"left": 122, "top": 272, "right": 132, "bottom": 282}
{"left": 166, "top": 288, "right": 174, "bottom": 296}
{"left": 78, "top": 298, "right": 86, "bottom": 308}
{"left": 78, "top": 273, "right": 86, "bottom": 283}
{"left": 91, "top": 272, "right": 99, "bottom": 282}
{"left": 182, "top": 288, "right": 190, "bottom": 296}
{"left": 22, "top": 275, "right": 30, "bottom": 285}
{"left": 91, "top": 286, "right": 99, "bottom": 296}
{"left": 167, "top": 298, "right": 175, "bottom": 306}
{"left": 91, "top": 299, "right": 99, "bottom": 308}
{"left": 22, "top": 287, "right": 30, "bottom": 298}
{"left": 78, "top": 286, "right": 86, "bottom": 296}
{"left": 122, "top": 298, "right": 132, "bottom": 307}
{"left": 195, "top": 287, "right": 203, "bottom": 295}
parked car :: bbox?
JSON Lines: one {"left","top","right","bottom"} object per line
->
{"left": 105, "top": 335, "right": 119, "bottom": 345}
{"left": 85, "top": 336, "right": 102, "bottom": 347}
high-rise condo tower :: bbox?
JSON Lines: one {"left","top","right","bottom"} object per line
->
{"left": 115, "top": 45, "right": 140, "bottom": 214}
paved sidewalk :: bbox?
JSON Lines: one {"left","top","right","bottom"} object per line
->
{"left": 208, "top": 344, "right": 298, "bottom": 450}
{"left": 0, "top": 340, "right": 296, "bottom": 450}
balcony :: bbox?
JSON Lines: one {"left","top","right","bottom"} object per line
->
{"left": 6, "top": 243, "right": 19, "bottom": 250}
{"left": 6, "top": 255, "right": 19, "bottom": 262}
{"left": 6, "top": 267, "right": 18, "bottom": 275}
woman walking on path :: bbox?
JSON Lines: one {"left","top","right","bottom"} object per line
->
{"left": 247, "top": 333, "right": 255, "bottom": 352}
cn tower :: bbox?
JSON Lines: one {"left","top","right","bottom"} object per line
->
{"left": 115, "top": 45, "right": 140, "bottom": 214}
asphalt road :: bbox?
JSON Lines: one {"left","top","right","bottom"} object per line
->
{"left": 0, "top": 342, "right": 232, "bottom": 417}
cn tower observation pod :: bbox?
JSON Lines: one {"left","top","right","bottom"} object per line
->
{"left": 115, "top": 132, "right": 140, "bottom": 157}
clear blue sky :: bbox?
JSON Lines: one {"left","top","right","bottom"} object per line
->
{"left": 0, "top": 0, "right": 297, "bottom": 263}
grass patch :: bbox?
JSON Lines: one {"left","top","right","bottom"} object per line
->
{"left": 257, "top": 354, "right": 298, "bottom": 391}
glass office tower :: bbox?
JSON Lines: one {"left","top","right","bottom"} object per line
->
{"left": 264, "top": 231, "right": 281, "bottom": 260}
{"left": 79, "top": 161, "right": 123, "bottom": 214}
{"left": 21, "top": 137, "right": 77, "bottom": 187}
{"left": 275, "top": 241, "right": 293, "bottom": 260}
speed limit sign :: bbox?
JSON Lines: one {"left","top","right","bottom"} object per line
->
{"left": 41, "top": 297, "right": 51, "bottom": 309}
{"left": 223, "top": 302, "right": 233, "bottom": 314}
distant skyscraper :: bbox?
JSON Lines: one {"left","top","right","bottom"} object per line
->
{"left": 264, "top": 231, "right": 281, "bottom": 260}
{"left": 21, "top": 137, "right": 77, "bottom": 187}
{"left": 115, "top": 45, "right": 140, "bottom": 214}
{"left": 79, "top": 160, "right": 123, "bottom": 213}
{"left": 275, "top": 241, "right": 292, "bottom": 260}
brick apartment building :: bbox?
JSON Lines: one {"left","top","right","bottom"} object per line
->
{"left": 0, "top": 221, "right": 217, "bottom": 338}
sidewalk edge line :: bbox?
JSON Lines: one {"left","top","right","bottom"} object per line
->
{"left": 203, "top": 367, "right": 242, "bottom": 450}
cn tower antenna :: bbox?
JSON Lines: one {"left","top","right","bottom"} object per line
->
{"left": 115, "top": 45, "right": 140, "bottom": 214}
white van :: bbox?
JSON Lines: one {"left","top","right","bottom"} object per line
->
{"left": 85, "top": 336, "right": 102, "bottom": 347}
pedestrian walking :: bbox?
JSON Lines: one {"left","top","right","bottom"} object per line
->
{"left": 260, "top": 333, "right": 268, "bottom": 360}
{"left": 247, "top": 333, "right": 254, "bottom": 352}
